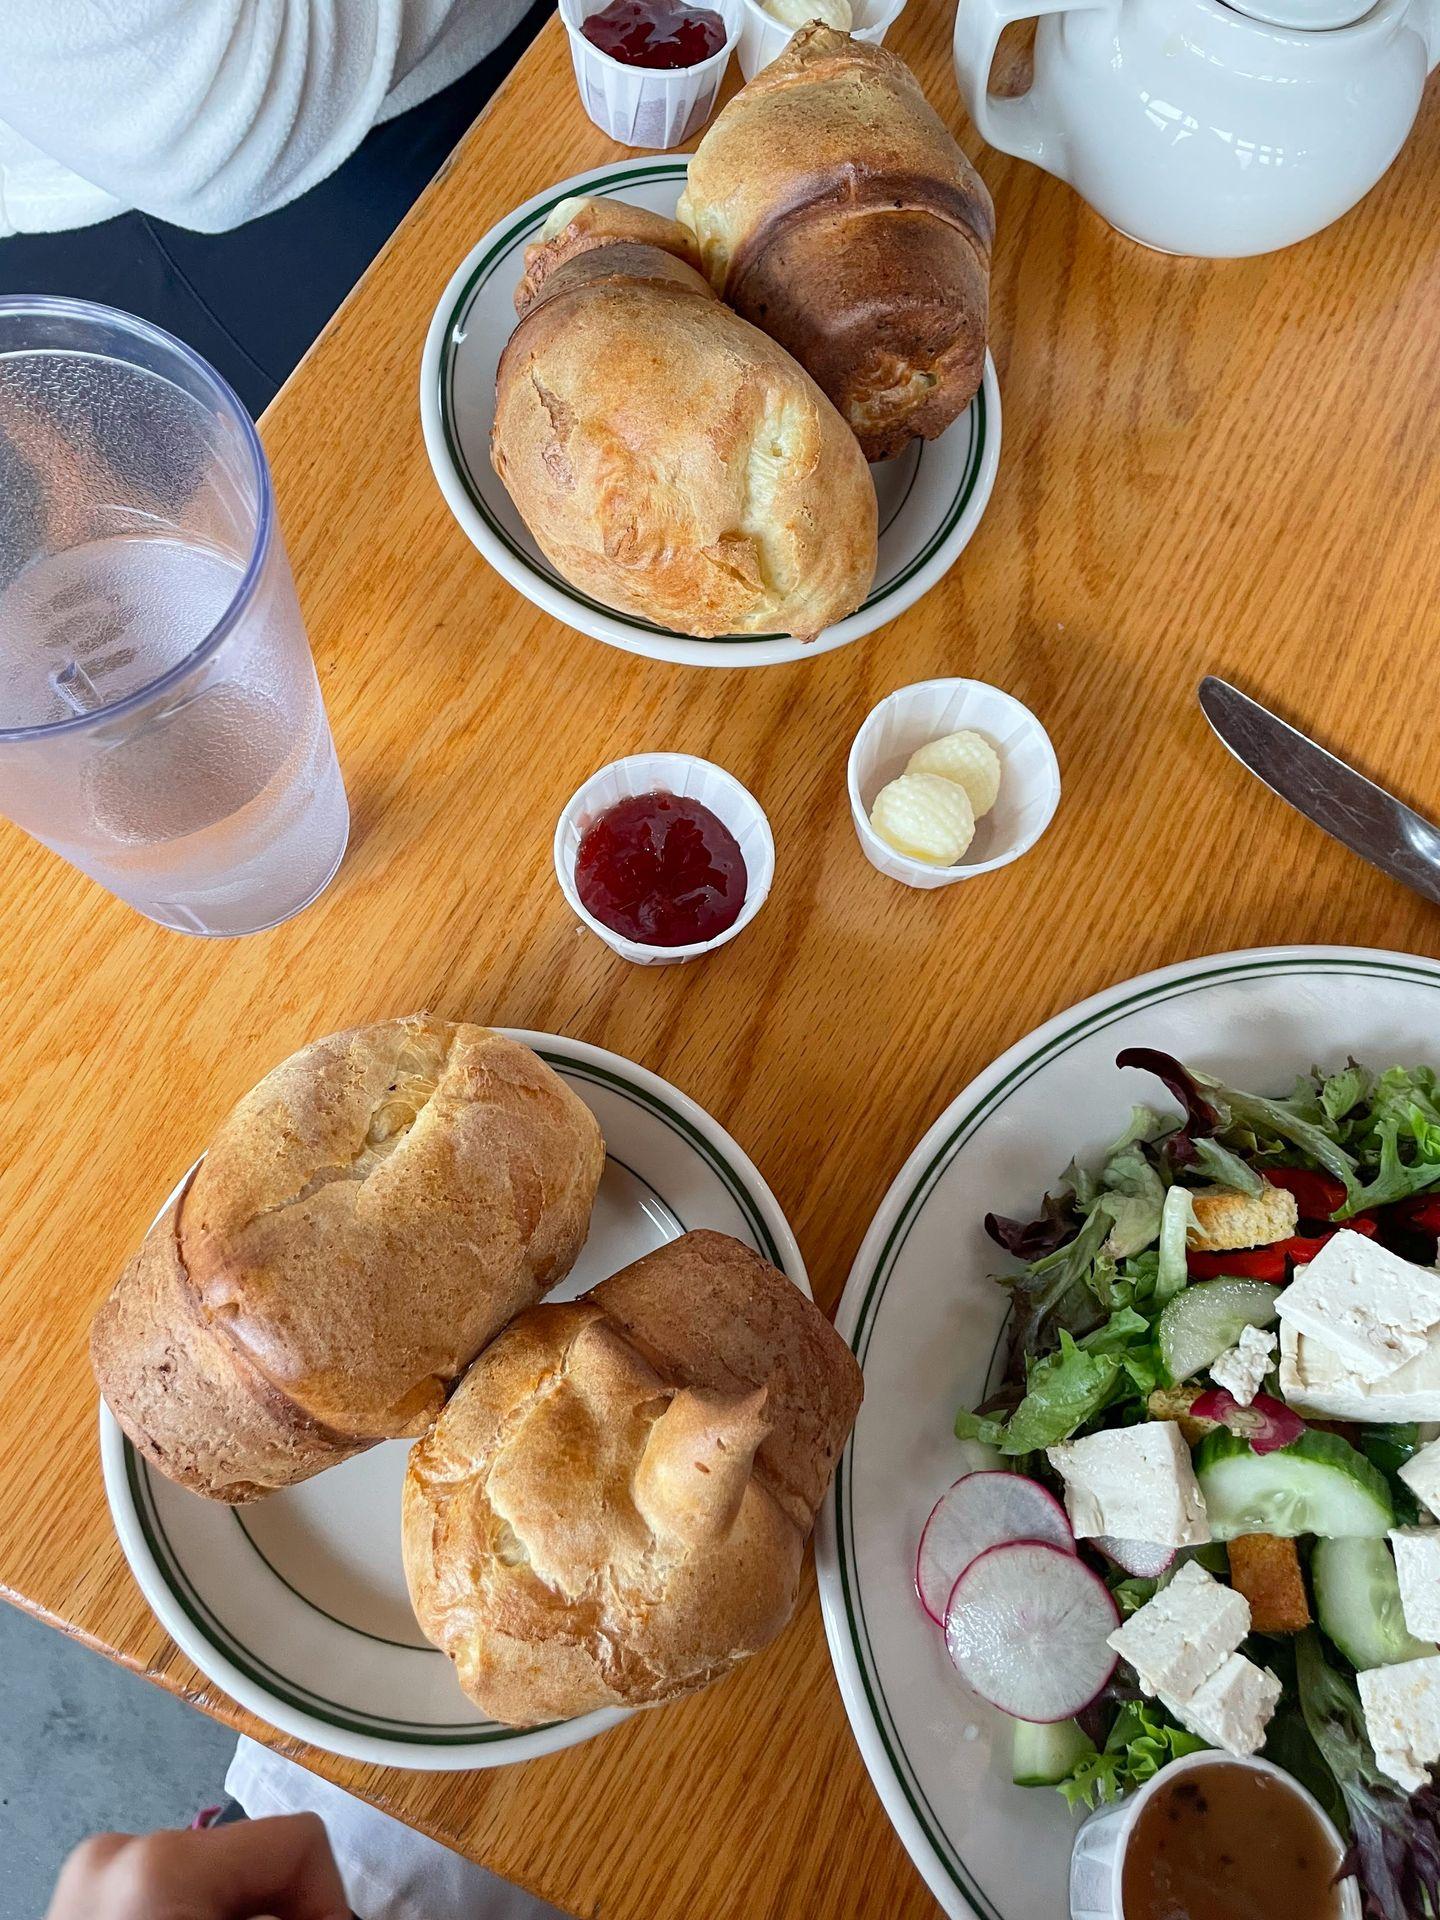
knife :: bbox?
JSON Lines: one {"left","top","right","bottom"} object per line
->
{"left": 1198, "top": 675, "right": 1440, "bottom": 907}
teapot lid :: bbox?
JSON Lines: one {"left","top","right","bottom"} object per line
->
{"left": 1223, "top": 0, "right": 1374, "bottom": 25}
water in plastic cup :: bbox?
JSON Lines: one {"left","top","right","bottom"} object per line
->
{"left": 0, "top": 297, "right": 349, "bottom": 936}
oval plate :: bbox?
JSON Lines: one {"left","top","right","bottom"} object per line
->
{"left": 419, "top": 155, "right": 1001, "bottom": 669}
{"left": 815, "top": 944, "right": 1440, "bottom": 1918}
{"left": 102, "top": 1030, "right": 806, "bottom": 1770}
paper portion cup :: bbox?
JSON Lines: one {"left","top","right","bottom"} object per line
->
{"left": 735, "top": 0, "right": 907, "bottom": 82}
{"left": 554, "top": 752, "right": 775, "bottom": 966}
{"left": 560, "top": 0, "right": 741, "bottom": 149}
{"left": 848, "top": 678, "right": 1060, "bottom": 890}
{"left": 1068, "top": 1751, "right": 1361, "bottom": 1920}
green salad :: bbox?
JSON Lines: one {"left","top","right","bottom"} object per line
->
{"left": 915, "top": 1050, "right": 1440, "bottom": 1920}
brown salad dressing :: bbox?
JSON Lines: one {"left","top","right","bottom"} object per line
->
{"left": 1121, "top": 1764, "right": 1347, "bottom": 1920}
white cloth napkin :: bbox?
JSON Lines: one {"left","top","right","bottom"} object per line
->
{"left": 0, "top": 0, "right": 530, "bottom": 236}
{"left": 225, "top": 1736, "right": 570, "bottom": 1920}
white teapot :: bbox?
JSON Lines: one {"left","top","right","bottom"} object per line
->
{"left": 952, "top": 0, "right": 1438, "bottom": 257}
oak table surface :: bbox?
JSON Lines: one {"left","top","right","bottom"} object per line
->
{"left": 2, "top": 7, "right": 1438, "bottom": 1917}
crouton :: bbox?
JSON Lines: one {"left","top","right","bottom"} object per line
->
{"left": 1147, "top": 1385, "right": 1219, "bottom": 1447}
{"left": 1227, "top": 1533, "right": 1311, "bottom": 1633}
{"left": 1187, "top": 1184, "right": 1298, "bottom": 1253}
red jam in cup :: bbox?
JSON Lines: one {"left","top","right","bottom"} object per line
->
{"left": 575, "top": 791, "right": 747, "bottom": 947}
{"left": 580, "top": 0, "right": 728, "bottom": 69}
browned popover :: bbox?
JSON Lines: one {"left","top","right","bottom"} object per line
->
{"left": 91, "top": 1018, "right": 604, "bottom": 1502}
{"left": 491, "top": 197, "right": 877, "bottom": 641}
{"left": 678, "top": 28, "right": 994, "bottom": 461}
{"left": 402, "top": 1231, "right": 863, "bottom": 1724}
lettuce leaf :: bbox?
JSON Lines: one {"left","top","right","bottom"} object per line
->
{"left": 1057, "top": 1701, "right": 1207, "bottom": 1810}
{"left": 1295, "top": 1629, "right": 1440, "bottom": 1920}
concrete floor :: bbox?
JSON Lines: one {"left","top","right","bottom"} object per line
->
{"left": 0, "top": 1601, "right": 234, "bottom": 1919}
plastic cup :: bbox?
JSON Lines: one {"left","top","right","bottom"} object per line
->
{"left": 0, "top": 297, "right": 348, "bottom": 937}
{"left": 1069, "top": 1751, "right": 1361, "bottom": 1919}
{"left": 848, "top": 677, "right": 1060, "bottom": 891}
{"left": 559, "top": 0, "right": 741, "bottom": 148}
{"left": 735, "top": 0, "right": 907, "bottom": 81}
{"left": 554, "top": 752, "right": 774, "bottom": 966}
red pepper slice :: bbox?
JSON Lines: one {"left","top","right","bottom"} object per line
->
{"left": 1186, "top": 1213, "right": 1378, "bottom": 1283}
{"left": 1187, "top": 1243, "right": 1288, "bottom": 1282}
{"left": 1262, "top": 1167, "right": 1348, "bottom": 1217}
{"left": 1383, "top": 1195, "right": 1440, "bottom": 1235}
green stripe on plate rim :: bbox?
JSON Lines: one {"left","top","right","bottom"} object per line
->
{"left": 435, "top": 160, "right": 987, "bottom": 646}
{"left": 125, "top": 1050, "right": 788, "bottom": 1744}
{"left": 832, "top": 952, "right": 1440, "bottom": 1920}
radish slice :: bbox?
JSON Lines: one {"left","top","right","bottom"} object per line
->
{"left": 1191, "top": 1388, "right": 1304, "bottom": 1455}
{"left": 916, "top": 1472, "right": 1075, "bottom": 1623}
{"left": 1094, "top": 1534, "right": 1177, "bottom": 1580}
{"left": 944, "top": 1540, "right": 1119, "bottom": 1722}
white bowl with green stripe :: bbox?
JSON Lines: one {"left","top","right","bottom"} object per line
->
{"left": 419, "top": 156, "right": 1001, "bottom": 669}
{"left": 101, "top": 1030, "right": 806, "bottom": 1769}
{"left": 815, "top": 944, "right": 1440, "bottom": 1919}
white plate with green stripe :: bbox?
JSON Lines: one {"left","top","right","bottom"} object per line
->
{"left": 101, "top": 1030, "right": 806, "bottom": 1770}
{"left": 815, "top": 944, "right": 1440, "bottom": 1918}
{"left": 419, "top": 156, "right": 1001, "bottom": 669}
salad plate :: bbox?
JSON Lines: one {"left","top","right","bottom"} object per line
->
{"left": 101, "top": 1031, "right": 806, "bottom": 1771}
{"left": 419, "top": 155, "right": 1000, "bottom": 669}
{"left": 816, "top": 944, "right": 1440, "bottom": 1920}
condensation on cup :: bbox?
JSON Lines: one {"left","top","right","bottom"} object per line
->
{"left": 0, "top": 297, "right": 348, "bottom": 937}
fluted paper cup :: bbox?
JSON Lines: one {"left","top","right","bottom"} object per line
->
{"left": 848, "top": 677, "right": 1060, "bottom": 890}
{"left": 736, "top": 0, "right": 907, "bottom": 81}
{"left": 560, "top": 0, "right": 741, "bottom": 149}
{"left": 1069, "top": 1752, "right": 1360, "bottom": 1920}
{"left": 554, "top": 752, "right": 774, "bottom": 966}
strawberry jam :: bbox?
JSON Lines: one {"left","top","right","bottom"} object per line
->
{"left": 581, "top": 0, "right": 727, "bottom": 68}
{"left": 575, "top": 791, "right": 747, "bottom": 947}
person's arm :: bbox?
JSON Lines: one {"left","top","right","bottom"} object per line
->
{"left": 0, "top": 0, "right": 475, "bottom": 232}
{"left": 45, "top": 1812, "right": 350, "bottom": 1920}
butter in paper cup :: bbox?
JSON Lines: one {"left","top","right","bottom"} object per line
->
{"left": 735, "top": 0, "right": 907, "bottom": 82}
{"left": 560, "top": 0, "right": 741, "bottom": 149}
{"left": 847, "top": 677, "right": 1060, "bottom": 890}
{"left": 554, "top": 751, "right": 774, "bottom": 966}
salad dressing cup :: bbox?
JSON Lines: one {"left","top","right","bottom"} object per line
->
{"left": 1069, "top": 1750, "right": 1362, "bottom": 1920}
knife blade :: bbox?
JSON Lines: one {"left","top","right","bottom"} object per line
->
{"left": 1198, "top": 676, "right": 1440, "bottom": 907}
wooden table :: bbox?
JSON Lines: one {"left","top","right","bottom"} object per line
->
{"left": 2, "top": 7, "right": 1438, "bottom": 1916}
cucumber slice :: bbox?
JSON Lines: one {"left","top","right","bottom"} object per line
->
{"left": 1194, "top": 1427, "right": 1395, "bottom": 1541}
{"left": 1158, "top": 1278, "right": 1280, "bottom": 1383}
{"left": 1312, "top": 1537, "right": 1438, "bottom": 1670}
{"left": 1011, "top": 1716, "right": 1095, "bottom": 1786}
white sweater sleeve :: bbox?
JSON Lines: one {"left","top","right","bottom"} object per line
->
{"left": 0, "top": 0, "right": 487, "bottom": 233}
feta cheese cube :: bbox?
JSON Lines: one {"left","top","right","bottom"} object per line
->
{"left": 1390, "top": 1528, "right": 1440, "bottom": 1642}
{"left": 1160, "top": 1652, "right": 1282, "bottom": 1757}
{"left": 1107, "top": 1561, "right": 1250, "bottom": 1698}
{"left": 1279, "top": 1320, "right": 1440, "bottom": 1422}
{"left": 1400, "top": 1437, "right": 1440, "bottom": 1522}
{"left": 1209, "top": 1324, "right": 1277, "bottom": 1407}
{"left": 1047, "top": 1422, "right": 1210, "bottom": 1547}
{"left": 1358, "top": 1655, "right": 1440, "bottom": 1793}
{"left": 1276, "top": 1232, "right": 1440, "bottom": 1382}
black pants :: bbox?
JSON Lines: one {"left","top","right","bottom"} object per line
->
{"left": 0, "top": 2, "right": 548, "bottom": 420}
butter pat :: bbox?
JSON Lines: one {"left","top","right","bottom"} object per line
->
{"left": 1047, "top": 1421, "right": 1210, "bottom": 1547}
{"left": 1107, "top": 1562, "right": 1249, "bottom": 1699}
{"left": 1400, "top": 1436, "right": 1440, "bottom": 1521}
{"left": 1359, "top": 1655, "right": 1440, "bottom": 1792}
{"left": 1279, "top": 1320, "right": 1440, "bottom": 1422}
{"left": 869, "top": 772, "right": 974, "bottom": 865}
{"left": 760, "top": 0, "right": 852, "bottom": 24}
{"left": 1275, "top": 1231, "right": 1440, "bottom": 1382}
{"left": 906, "top": 731, "right": 1001, "bottom": 818}
{"left": 1210, "top": 1324, "right": 1277, "bottom": 1407}
{"left": 1391, "top": 1529, "right": 1440, "bottom": 1641}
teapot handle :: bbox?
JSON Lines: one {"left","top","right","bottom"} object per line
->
{"left": 952, "top": 0, "right": 1099, "bottom": 176}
